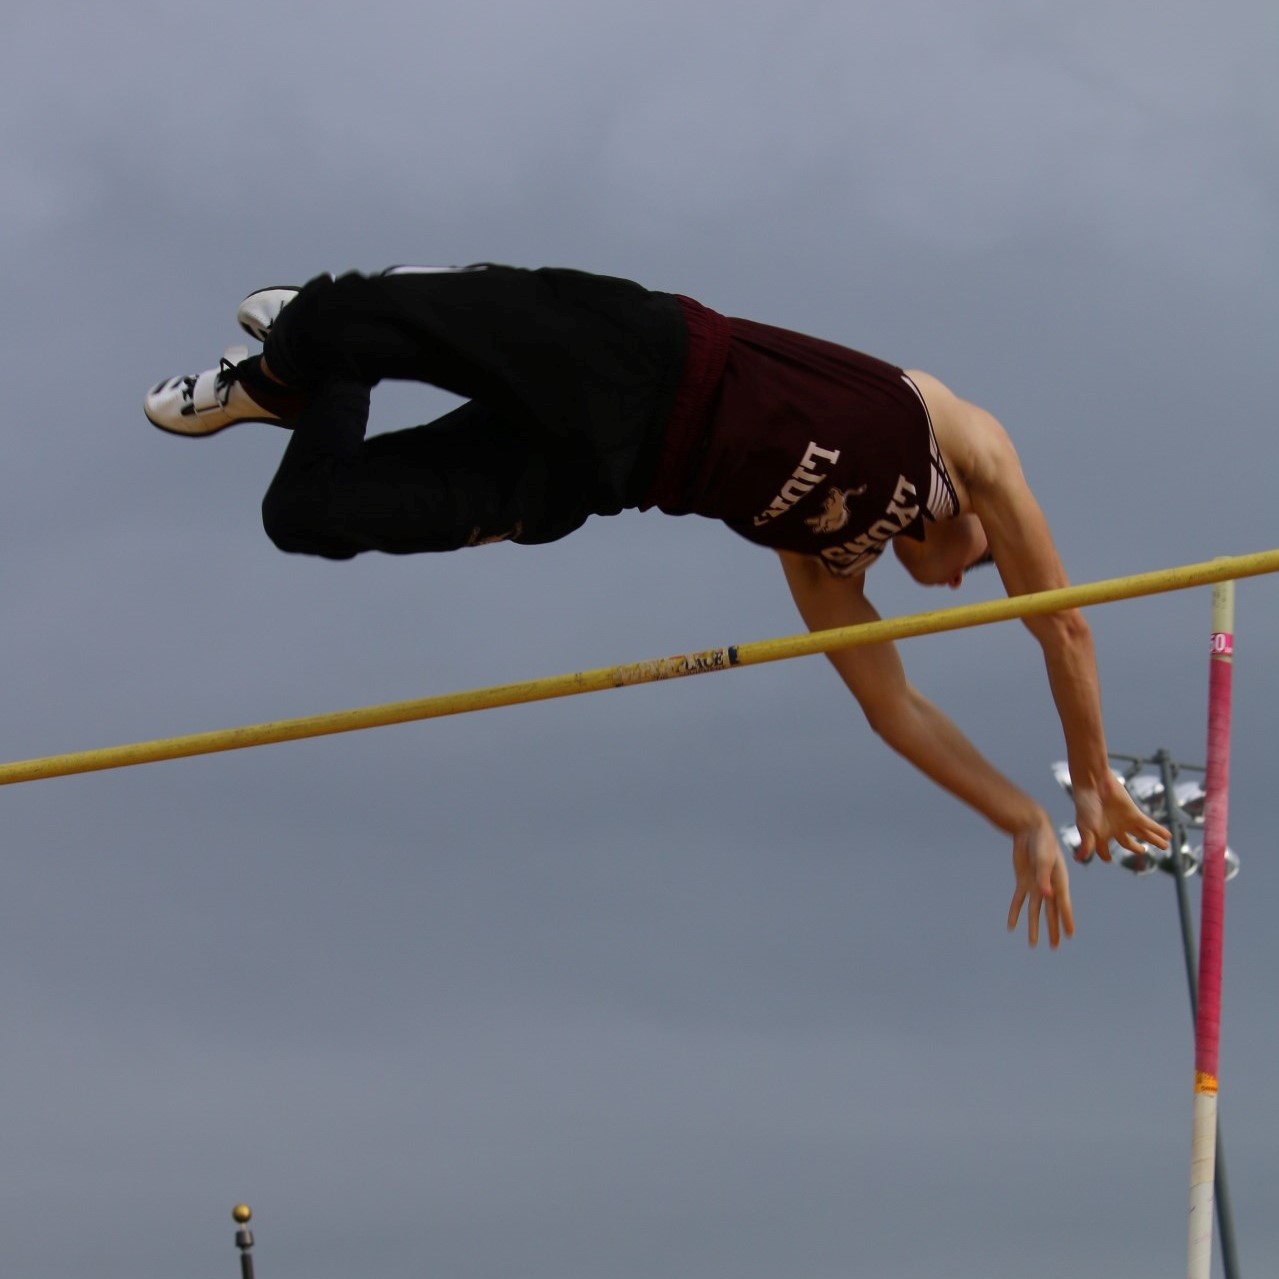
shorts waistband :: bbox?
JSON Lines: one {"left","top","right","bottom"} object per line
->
{"left": 639, "top": 295, "right": 731, "bottom": 513}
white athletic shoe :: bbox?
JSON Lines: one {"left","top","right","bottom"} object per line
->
{"left": 237, "top": 286, "right": 300, "bottom": 343}
{"left": 144, "top": 346, "right": 298, "bottom": 437}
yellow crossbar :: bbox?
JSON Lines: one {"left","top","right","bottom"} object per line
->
{"left": 4, "top": 549, "right": 1278, "bottom": 787}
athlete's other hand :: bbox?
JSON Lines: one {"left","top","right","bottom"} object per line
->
{"left": 1073, "top": 774, "right": 1170, "bottom": 865}
{"left": 1008, "top": 816, "right": 1074, "bottom": 948}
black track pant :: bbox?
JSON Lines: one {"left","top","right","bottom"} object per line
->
{"left": 258, "top": 264, "right": 688, "bottom": 559}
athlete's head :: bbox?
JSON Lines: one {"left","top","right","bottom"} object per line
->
{"left": 893, "top": 514, "right": 991, "bottom": 589}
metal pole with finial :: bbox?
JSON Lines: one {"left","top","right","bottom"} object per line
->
{"left": 233, "top": 1204, "right": 256, "bottom": 1279}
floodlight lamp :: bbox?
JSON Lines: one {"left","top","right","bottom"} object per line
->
{"left": 1192, "top": 845, "right": 1240, "bottom": 882}
{"left": 1156, "top": 843, "right": 1200, "bottom": 877}
{"left": 1126, "top": 773, "right": 1165, "bottom": 814}
{"left": 1173, "top": 779, "right": 1207, "bottom": 825}
{"left": 1116, "top": 845, "right": 1160, "bottom": 875}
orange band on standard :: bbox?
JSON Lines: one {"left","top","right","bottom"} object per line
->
{"left": 1194, "top": 1071, "right": 1219, "bottom": 1095}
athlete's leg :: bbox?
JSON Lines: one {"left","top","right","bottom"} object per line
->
{"left": 148, "top": 264, "right": 685, "bottom": 552}
{"left": 260, "top": 378, "right": 589, "bottom": 560}
{"left": 261, "top": 265, "right": 686, "bottom": 461}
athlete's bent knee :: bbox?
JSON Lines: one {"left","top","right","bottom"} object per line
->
{"left": 260, "top": 485, "right": 358, "bottom": 560}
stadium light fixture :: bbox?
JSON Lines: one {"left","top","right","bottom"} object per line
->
{"left": 1174, "top": 778, "right": 1207, "bottom": 824}
{"left": 1050, "top": 748, "right": 1240, "bottom": 1279}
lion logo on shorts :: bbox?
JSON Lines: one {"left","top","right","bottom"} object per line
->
{"left": 805, "top": 485, "right": 868, "bottom": 534}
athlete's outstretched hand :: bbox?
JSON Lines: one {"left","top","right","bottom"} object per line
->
{"left": 1072, "top": 775, "right": 1170, "bottom": 865}
{"left": 1008, "top": 816, "right": 1074, "bottom": 948}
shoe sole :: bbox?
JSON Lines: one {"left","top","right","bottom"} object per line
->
{"left": 145, "top": 400, "right": 287, "bottom": 438}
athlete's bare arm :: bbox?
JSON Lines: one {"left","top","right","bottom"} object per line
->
{"left": 779, "top": 551, "right": 1072, "bottom": 947}
{"left": 906, "top": 369, "right": 1170, "bottom": 862}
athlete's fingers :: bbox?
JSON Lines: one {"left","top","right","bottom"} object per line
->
{"left": 1083, "top": 829, "right": 1112, "bottom": 863}
{"left": 1141, "top": 818, "right": 1171, "bottom": 849}
{"left": 1037, "top": 856, "right": 1055, "bottom": 900}
{"left": 1008, "top": 886, "right": 1027, "bottom": 933}
{"left": 1058, "top": 879, "right": 1076, "bottom": 940}
{"left": 1027, "top": 891, "right": 1042, "bottom": 947}
{"left": 1046, "top": 898, "right": 1060, "bottom": 949}
{"left": 1075, "top": 827, "right": 1094, "bottom": 864}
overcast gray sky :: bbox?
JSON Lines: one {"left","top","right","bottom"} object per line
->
{"left": 2, "top": 2, "right": 1277, "bottom": 1276}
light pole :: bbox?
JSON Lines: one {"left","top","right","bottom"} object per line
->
{"left": 1052, "top": 751, "right": 1241, "bottom": 1279}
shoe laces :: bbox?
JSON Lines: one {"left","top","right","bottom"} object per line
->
{"left": 212, "top": 352, "right": 241, "bottom": 406}
{"left": 198, "top": 348, "right": 252, "bottom": 408}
